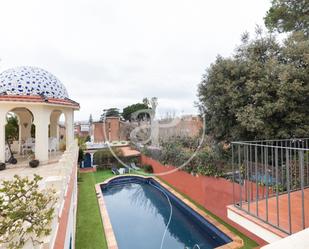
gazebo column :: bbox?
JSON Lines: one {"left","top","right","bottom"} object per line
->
{"left": 18, "top": 121, "right": 22, "bottom": 154}
{"left": 65, "top": 110, "right": 74, "bottom": 149}
{"left": 33, "top": 108, "right": 50, "bottom": 162}
{"left": 0, "top": 111, "right": 7, "bottom": 163}
{"left": 50, "top": 118, "right": 59, "bottom": 140}
{"left": 50, "top": 111, "right": 61, "bottom": 150}
{"left": 20, "top": 116, "right": 33, "bottom": 142}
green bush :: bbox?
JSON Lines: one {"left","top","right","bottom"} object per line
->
{"left": 142, "top": 147, "right": 161, "bottom": 160}
{"left": 129, "top": 157, "right": 139, "bottom": 165}
{"left": 78, "top": 148, "right": 85, "bottom": 163}
{"left": 143, "top": 136, "right": 226, "bottom": 177}
{"left": 93, "top": 148, "right": 122, "bottom": 170}
{"left": 143, "top": 164, "right": 153, "bottom": 173}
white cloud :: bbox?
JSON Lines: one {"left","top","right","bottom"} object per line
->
{"left": 0, "top": 0, "right": 271, "bottom": 120}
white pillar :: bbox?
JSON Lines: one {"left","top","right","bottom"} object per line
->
{"left": 18, "top": 123, "right": 22, "bottom": 154}
{"left": 0, "top": 112, "right": 7, "bottom": 163}
{"left": 33, "top": 107, "right": 51, "bottom": 162}
{"left": 50, "top": 120, "right": 59, "bottom": 138}
{"left": 65, "top": 110, "right": 74, "bottom": 149}
{"left": 50, "top": 112, "right": 61, "bottom": 138}
{"left": 50, "top": 111, "right": 61, "bottom": 150}
{"left": 90, "top": 153, "right": 94, "bottom": 167}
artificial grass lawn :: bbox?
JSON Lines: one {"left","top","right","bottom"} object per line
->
{"left": 76, "top": 170, "right": 258, "bottom": 249}
{"left": 75, "top": 170, "right": 113, "bottom": 249}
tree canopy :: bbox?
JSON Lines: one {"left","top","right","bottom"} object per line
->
{"left": 5, "top": 114, "right": 19, "bottom": 141}
{"left": 197, "top": 31, "right": 309, "bottom": 142}
{"left": 122, "top": 103, "right": 150, "bottom": 121}
{"left": 264, "top": 0, "right": 309, "bottom": 36}
{"left": 100, "top": 108, "right": 120, "bottom": 121}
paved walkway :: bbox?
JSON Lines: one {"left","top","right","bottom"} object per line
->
{"left": 0, "top": 152, "right": 63, "bottom": 181}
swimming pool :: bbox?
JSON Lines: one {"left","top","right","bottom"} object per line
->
{"left": 100, "top": 176, "right": 233, "bottom": 249}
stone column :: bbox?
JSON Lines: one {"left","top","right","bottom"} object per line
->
{"left": 17, "top": 117, "right": 22, "bottom": 154}
{"left": 33, "top": 107, "right": 51, "bottom": 163}
{"left": 50, "top": 111, "right": 61, "bottom": 150}
{"left": 90, "top": 152, "right": 94, "bottom": 167}
{"left": 50, "top": 112, "right": 61, "bottom": 138}
{"left": 0, "top": 109, "right": 7, "bottom": 163}
{"left": 65, "top": 110, "right": 74, "bottom": 149}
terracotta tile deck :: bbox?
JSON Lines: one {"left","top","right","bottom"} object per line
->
{"left": 119, "top": 146, "right": 140, "bottom": 157}
{"left": 240, "top": 188, "right": 309, "bottom": 235}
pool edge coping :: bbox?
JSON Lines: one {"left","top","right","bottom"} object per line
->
{"left": 95, "top": 174, "right": 244, "bottom": 249}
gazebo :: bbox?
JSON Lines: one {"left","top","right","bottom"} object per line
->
{"left": 0, "top": 66, "right": 79, "bottom": 164}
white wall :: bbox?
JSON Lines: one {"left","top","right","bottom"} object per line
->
{"left": 227, "top": 208, "right": 282, "bottom": 243}
{"left": 262, "top": 228, "right": 309, "bottom": 249}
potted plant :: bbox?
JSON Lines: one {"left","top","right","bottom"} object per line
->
{"left": 29, "top": 159, "right": 40, "bottom": 168}
{"left": 28, "top": 151, "right": 40, "bottom": 168}
{"left": 0, "top": 162, "right": 6, "bottom": 170}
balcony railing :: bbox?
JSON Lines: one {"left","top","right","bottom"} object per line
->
{"left": 231, "top": 138, "right": 309, "bottom": 235}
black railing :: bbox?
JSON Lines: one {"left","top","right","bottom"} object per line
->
{"left": 232, "top": 138, "right": 309, "bottom": 234}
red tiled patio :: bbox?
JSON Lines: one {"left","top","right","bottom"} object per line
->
{"left": 229, "top": 188, "right": 309, "bottom": 238}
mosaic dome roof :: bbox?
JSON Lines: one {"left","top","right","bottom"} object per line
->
{"left": 0, "top": 66, "right": 69, "bottom": 99}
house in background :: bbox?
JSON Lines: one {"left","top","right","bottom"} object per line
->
{"left": 75, "top": 116, "right": 130, "bottom": 143}
{"left": 159, "top": 115, "right": 203, "bottom": 140}
{"left": 74, "top": 121, "right": 91, "bottom": 138}
{"left": 75, "top": 114, "right": 203, "bottom": 144}
{"left": 92, "top": 117, "right": 124, "bottom": 142}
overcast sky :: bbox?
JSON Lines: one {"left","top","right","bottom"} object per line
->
{"left": 0, "top": 0, "right": 271, "bottom": 121}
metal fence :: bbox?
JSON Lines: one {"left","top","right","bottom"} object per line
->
{"left": 231, "top": 138, "right": 309, "bottom": 235}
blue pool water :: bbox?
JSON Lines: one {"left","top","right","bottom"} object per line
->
{"left": 101, "top": 177, "right": 231, "bottom": 249}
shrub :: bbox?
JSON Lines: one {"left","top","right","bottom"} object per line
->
{"left": 142, "top": 147, "right": 161, "bottom": 160}
{"left": 194, "top": 150, "right": 223, "bottom": 177}
{"left": 0, "top": 175, "right": 56, "bottom": 249}
{"left": 78, "top": 148, "right": 85, "bottom": 163}
{"left": 143, "top": 164, "right": 153, "bottom": 173}
{"left": 93, "top": 148, "right": 123, "bottom": 170}
{"left": 160, "top": 142, "right": 183, "bottom": 166}
{"left": 142, "top": 135, "right": 227, "bottom": 177}
{"left": 130, "top": 157, "right": 139, "bottom": 165}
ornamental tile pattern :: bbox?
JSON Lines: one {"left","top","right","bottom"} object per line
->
{"left": 0, "top": 66, "right": 69, "bottom": 99}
